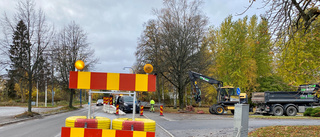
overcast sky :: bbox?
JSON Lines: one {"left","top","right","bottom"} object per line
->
{"left": 0, "top": 0, "right": 266, "bottom": 74}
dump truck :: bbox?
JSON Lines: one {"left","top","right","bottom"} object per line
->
{"left": 252, "top": 84, "right": 320, "bottom": 116}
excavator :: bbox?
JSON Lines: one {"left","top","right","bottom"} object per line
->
{"left": 188, "top": 71, "right": 248, "bottom": 115}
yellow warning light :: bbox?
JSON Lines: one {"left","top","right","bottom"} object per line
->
{"left": 75, "top": 60, "right": 85, "bottom": 70}
{"left": 144, "top": 64, "right": 153, "bottom": 73}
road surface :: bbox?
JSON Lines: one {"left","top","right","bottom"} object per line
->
{"left": 1, "top": 105, "right": 320, "bottom": 137}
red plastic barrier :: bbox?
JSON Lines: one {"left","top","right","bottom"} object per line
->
{"left": 122, "top": 121, "right": 144, "bottom": 131}
{"left": 74, "top": 118, "right": 98, "bottom": 128}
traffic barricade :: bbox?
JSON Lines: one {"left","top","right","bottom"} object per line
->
{"left": 160, "top": 105, "right": 164, "bottom": 116}
{"left": 61, "top": 127, "right": 155, "bottom": 137}
{"left": 140, "top": 105, "right": 144, "bottom": 116}
{"left": 65, "top": 116, "right": 111, "bottom": 129}
{"left": 112, "top": 118, "right": 156, "bottom": 132}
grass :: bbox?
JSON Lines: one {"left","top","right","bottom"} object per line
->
{"left": 0, "top": 100, "right": 88, "bottom": 108}
{"left": 249, "top": 114, "right": 320, "bottom": 119}
{"left": 41, "top": 106, "right": 79, "bottom": 115}
{"left": 248, "top": 125, "right": 320, "bottom": 137}
{"left": 163, "top": 106, "right": 235, "bottom": 114}
{"left": 15, "top": 111, "right": 40, "bottom": 118}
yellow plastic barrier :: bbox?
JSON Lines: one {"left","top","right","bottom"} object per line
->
{"left": 65, "top": 116, "right": 111, "bottom": 129}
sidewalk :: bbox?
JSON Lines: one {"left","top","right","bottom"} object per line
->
{"left": 0, "top": 106, "right": 65, "bottom": 126}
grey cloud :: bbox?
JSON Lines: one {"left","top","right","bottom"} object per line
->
{"left": 1, "top": 0, "right": 265, "bottom": 74}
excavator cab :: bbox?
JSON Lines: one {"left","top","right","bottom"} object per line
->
{"left": 217, "top": 86, "right": 247, "bottom": 104}
{"left": 218, "top": 87, "right": 238, "bottom": 103}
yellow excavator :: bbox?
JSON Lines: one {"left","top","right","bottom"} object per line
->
{"left": 189, "top": 71, "right": 248, "bottom": 115}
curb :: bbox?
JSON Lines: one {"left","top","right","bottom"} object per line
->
{"left": 0, "top": 115, "right": 42, "bottom": 127}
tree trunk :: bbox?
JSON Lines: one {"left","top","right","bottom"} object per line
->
{"left": 173, "top": 86, "right": 177, "bottom": 109}
{"left": 69, "top": 89, "right": 74, "bottom": 108}
{"left": 178, "top": 86, "right": 185, "bottom": 109}
{"left": 27, "top": 72, "right": 32, "bottom": 112}
{"left": 162, "top": 78, "right": 164, "bottom": 105}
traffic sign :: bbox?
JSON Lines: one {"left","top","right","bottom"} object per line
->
{"left": 236, "top": 87, "right": 241, "bottom": 95}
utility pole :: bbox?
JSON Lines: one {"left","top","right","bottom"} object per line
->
{"left": 45, "top": 79, "right": 47, "bottom": 107}
{"left": 36, "top": 81, "right": 38, "bottom": 107}
{"left": 51, "top": 51, "right": 54, "bottom": 107}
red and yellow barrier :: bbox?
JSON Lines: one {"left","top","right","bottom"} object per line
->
{"left": 65, "top": 116, "right": 111, "bottom": 129}
{"left": 112, "top": 118, "right": 156, "bottom": 132}
{"left": 109, "top": 97, "right": 113, "bottom": 105}
{"left": 61, "top": 127, "right": 155, "bottom": 137}
{"left": 103, "top": 97, "right": 113, "bottom": 105}
{"left": 160, "top": 105, "right": 164, "bottom": 116}
{"left": 69, "top": 71, "right": 156, "bottom": 91}
{"left": 140, "top": 105, "right": 144, "bottom": 116}
{"left": 116, "top": 104, "right": 119, "bottom": 115}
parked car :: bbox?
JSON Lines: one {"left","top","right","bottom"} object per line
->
{"left": 96, "top": 99, "right": 104, "bottom": 106}
{"left": 115, "top": 96, "right": 139, "bottom": 113}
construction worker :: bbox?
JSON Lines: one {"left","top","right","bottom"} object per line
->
{"left": 150, "top": 99, "right": 155, "bottom": 113}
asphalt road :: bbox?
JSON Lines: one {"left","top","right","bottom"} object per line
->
{"left": 0, "top": 106, "right": 170, "bottom": 137}
{"left": 0, "top": 107, "right": 88, "bottom": 137}
{"left": 1, "top": 105, "right": 320, "bottom": 137}
{"left": 143, "top": 112, "right": 320, "bottom": 137}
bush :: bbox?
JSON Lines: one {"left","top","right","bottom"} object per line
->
{"left": 303, "top": 107, "right": 320, "bottom": 117}
{"left": 304, "top": 108, "right": 313, "bottom": 116}
{"left": 311, "top": 107, "right": 320, "bottom": 117}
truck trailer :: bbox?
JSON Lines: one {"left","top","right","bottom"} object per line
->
{"left": 252, "top": 84, "right": 320, "bottom": 116}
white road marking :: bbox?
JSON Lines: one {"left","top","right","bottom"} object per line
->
{"left": 144, "top": 115, "right": 175, "bottom": 137}
{"left": 54, "top": 133, "right": 61, "bottom": 137}
{"left": 160, "top": 116, "right": 175, "bottom": 121}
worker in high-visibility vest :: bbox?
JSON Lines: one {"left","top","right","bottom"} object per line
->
{"left": 150, "top": 99, "right": 155, "bottom": 113}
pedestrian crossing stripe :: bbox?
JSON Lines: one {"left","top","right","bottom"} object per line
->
{"left": 61, "top": 127, "right": 155, "bottom": 137}
{"left": 69, "top": 71, "right": 156, "bottom": 92}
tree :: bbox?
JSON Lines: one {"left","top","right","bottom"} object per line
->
{"left": 205, "top": 15, "right": 273, "bottom": 98}
{"left": 136, "top": 20, "right": 162, "bottom": 103}
{"left": 54, "top": 21, "right": 97, "bottom": 108}
{"left": 136, "top": 0, "right": 210, "bottom": 109}
{"left": 9, "top": 20, "right": 29, "bottom": 102}
{"left": 276, "top": 18, "right": 320, "bottom": 85}
{"left": 248, "top": 0, "right": 320, "bottom": 38}
{"left": 1, "top": 0, "right": 54, "bottom": 113}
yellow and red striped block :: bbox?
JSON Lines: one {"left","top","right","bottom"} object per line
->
{"left": 69, "top": 71, "right": 156, "bottom": 91}
{"left": 65, "top": 116, "right": 111, "bottom": 129}
{"left": 61, "top": 127, "right": 155, "bottom": 137}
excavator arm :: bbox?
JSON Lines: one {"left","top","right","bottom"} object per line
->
{"left": 189, "top": 71, "right": 223, "bottom": 103}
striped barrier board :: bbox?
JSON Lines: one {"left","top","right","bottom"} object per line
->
{"left": 61, "top": 127, "right": 155, "bottom": 137}
{"left": 69, "top": 71, "right": 156, "bottom": 91}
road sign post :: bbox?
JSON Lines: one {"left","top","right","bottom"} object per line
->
{"left": 237, "top": 87, "right": 241, "bottom": 104}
